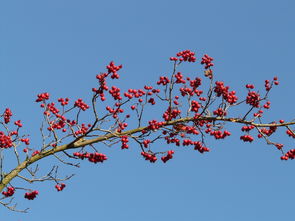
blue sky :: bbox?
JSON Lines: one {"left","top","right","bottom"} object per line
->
{"left": 1, "top": 0, "right": 295, "bottom": 220}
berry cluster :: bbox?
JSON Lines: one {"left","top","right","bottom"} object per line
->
{"left": 55, "top": 183, "right": 66, "bottom": 191}
{"left": 191, "top": 100, "right": 201, "bottom": 112}
{"left": 14, "top": 120, "right": 22, "bottom": 127}
{"left": 94, "top": 72, "right": 109, "bottom": 101}
{"left": 214, "top": 81, "right": 238, "bottom": 104}
{"left": 109, "top": 86, "right": 122, "bottom": 100}
{"left": 107, "top": 61, "right": 122, "bottom": 79}
{"left": 3, "top": 108, "right": 12, "bottom": 124}
{"left": 264, "top": 80, "right": 271, "bottom": 91}
{"left": 286, "top": 129, "right": 295, "bottom": 138}
{"left": 161, "top": 150, "right": 174, "bottom": 163}
{"left": 213, "top": 108, "right": 227, "bottom": 117}
{"left": 141, "top": 152, "right": 157, "bottom": 163}
{"left": 194, "top": 141, "right": 210, "bottom": 153}
{"left": 143, "top": 139, "right": 151, "bottom": 148}
{"left": 162, "top": 107, "right": 181, "bottom": 121}
{"left": 210, "top": 130, "right": 231, "bottom": 139}
{"left": 240, "top": 135, "right": 254, "bottom": 142}
{"left": 281, "top": 149, "right": 295, "bottom": 160}
{"left": 75, "top": 123, "right": 90, "bottom": 135}
{"left": 0, "top": 132, "right": 13, "bottom": 148}
{"left": 175, "top": 72, "right": 186, "bottom": 84}
{"left": 246, "top": 91, "right": 260, "bottom": 107}
{"left": 263, "top": 101, "right": 271, "bottom": 109}
{"left": 259, "top": 125, "right": 277, "bottom": 137}
{"left": 170, "top": 50, "right": 196, "bottom": 62}
{"left": 73, "top": 152, "right": 108, "bottom": 163}
{"left": 241, "top": 125, "right": 255, "bottom": 131}
{"left": 147, "top": 120, "right": 165, "bottom": 131}
{"left": 157, "top": 76, "right": 170, "bottom": 85}
{"left": 74, "top": 99, "right": 90, "bottom": 111}
{"left": 121, "top": 136, "right": 129, "bottom": 149}
{"left": 2, "top": 187, "right": 15, "bottom": 197}
{"left": 190, "top": 77, "right": 202, "bottom": 90}
{"left": 201, "top": 54, "right": 214, "bottom": 69}
{"left": 35, "top": 92, "right": 50, "bottom": 102}
{"left": 180, "top": 87, "right": 194, "bottom": 96}
{"left": 24, "top": 190, "right": 38, "bottom": 200}
{"left": 58, "top": 98, "right": 69, "bottom": 106}
{"left": 20, "top": 138, "right": 30, "bottom": 145}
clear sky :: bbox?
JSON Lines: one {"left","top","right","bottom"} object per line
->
{"left": 1, "top": 0, "right": 295, "bottom": 220}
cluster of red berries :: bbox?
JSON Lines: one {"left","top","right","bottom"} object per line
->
{"left": 20, "top": 138, "right": 30, "bottom": 145}
{"left": 259, "top": 125, "right": 277, "bottom": 137}
{"left": 141, "top": 151, "right": 157, "bottom": 163}
{"left": 214, "top": 81, "right": 238, "bottom": 104}
{"left": 281, "top": 149, "right": 295, "bottom": 160}
{"left": 189, "top": 77, "right": 202, "bottom": 90}
{"left": 75, "top": 124, "right": 91, "bottom": 135}
{"left": 286, "top": 129, "right": 295, "bottom": 138}
{"left": 264, "top": 80, "right": 271, "bottom": 91}
{"left": 106, "top": 61, "right": 122, "bottom": 79}
{"left": 162, "top": 107, "right": 181, "bottom": 121}
{"left": 143, "top": 139, "right": 151, "bottom": 148}
{"left": 273, "top": 76, "right": 279, "bottom": 85}
{"left": 246, "top": 91, "right": 260, "bottom": 107}
{"left": 94, "top": 73, "right": 108, "bottom": 101}
{"left": 275, "top": 143, "right": 283, "bottom": 150}
{"left": 14, "top": 120, "right": 22, "bottom": 127}
{"left": 35, "top": 92, "right": 50, "bottom": 102}
{"left": 73, "top": 152, "right": 108, "bottom": 163}
{"left": 241, "top": 125, "right": 255, "bottom": 131}
{"left": 74, "top": 99, "right": 90, "bottom": 111}
{"left": 194, "top": 141, "right": 210, "bottom": 153}
{"left": 55, "top": 183, "right": 66, "bottom": 191}
{"left": 253, "top": 110, "right": 264, "bottom": 118}
{"left": 214, "top": 81, "right": 229, "bottom": 96}
{"left": 191, "top": 100, "right": 201, "bottom": 112}
{"left": 147, "top": 120, "right": 165, "bottom": 131}
{"left": 126, "top": 88, "right": 147, "bottom": 99}
{"left": 240, "top": 135, "right": 254, "bottom": 142}
{"left": 109, "top": 86, "right": 122, "bottom": 100}
{"left": 170, "top": 50, "right": 196, "bottom": 62}
{"left": 210, "top": 130, "right": 231, "bottom": 139}
{"left": 176, "top": 50, "right": 196, "bottom": 62}
{"left": 161, "top": 150, "right": 174, "bottom": 163}
{"left": 0, "top": 132, "right": 13, "bottom": 148}
{"left": 175, "top": 72, "right": 186, "bottom": 84}
{"left": 165, "top": 136, "right": 180, "bottom": 146}
{"left": 24, "top": 190, "right": 38, "bottom": 200}
{"left": 213, "top": 108, "right": 227, "bottom": 117}
{"left": 106, "top": 105, "right": 124, "bottom": 118}
{"left": 48, "top": 119, "right": 66, "bottom": 131}
{"left": 117, "top": 122, "right": 128, "bottom": 132}
{"left": 157, "top": 76, "right": 170, "bottom": 85}
{"left": 246, "top": 84, "right": 255, "bottom": 89}
{"left": 201, "top": 54, "right": 214, "bottom": 69}
{"left": 46, "top": 102, "right": 60, "bottom": 115}
{"left": 263, "top": 101, "right": 271, "bottom": 109}
{"left": 2, "top": 187, "right": 15, "bottom": 197}
{"left": 3, "top": 108, "right": 12, "bottom": 124}
{"left": 58, "top": 97, "right": 69, "bottom": 106}
{"left": 182, "top": 126, "right": 199, "bottom": 135}
{"left": 121, "top": 136, "right": 129, "bottom": 149}
{"left": 148, "top": 97, "right": 155, "bottom": 105}
{"left": 180, "top": 87, "right": 194, "bottom": 96}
